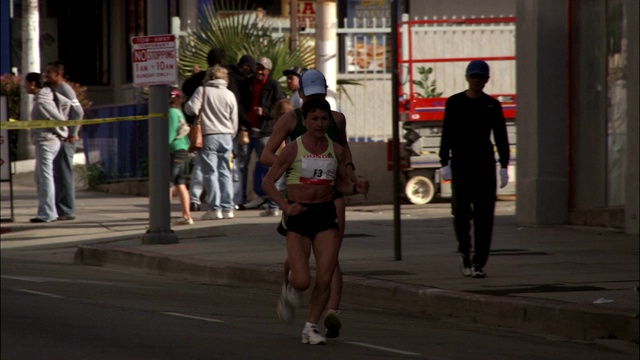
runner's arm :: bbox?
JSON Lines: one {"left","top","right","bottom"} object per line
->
{"left": 334, "top": 112, "right": 358, "bottom": 183}
{"left": 261, "top": 111, "right": 295, "bottom": 167}
{"left": 262, "top": 142, "right": 296, "bottom": 210}
{"left": 335, "top": 143, "right": 368, "bottom": 195}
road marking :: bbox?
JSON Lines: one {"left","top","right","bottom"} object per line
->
{"left": 345, "top": 341, "right": 421, "bottom": 356}
{"left": 163, "top": 312, "right": 224, "bottom": 323}
{"left": 1, "top": 275, "right": 45, "bottom": 282}
{"left": 15, "top": 289, "right": 64, "bottom": 299}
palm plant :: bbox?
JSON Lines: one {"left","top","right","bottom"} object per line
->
{"left": 178, "top": 0, "right": 315, "bottom": 83}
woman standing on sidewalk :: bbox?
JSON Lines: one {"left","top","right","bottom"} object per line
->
{"left": 168, "top": 89, "right": 193, "bottom": 225}
{"left": 262, "top": 98, "right": 369, "bottom": 345}
{"left": 184, "top": 65, "right": 239, "bottom": 221}
{"left": 25, "top": 72, "right": 70, "bottom": 223}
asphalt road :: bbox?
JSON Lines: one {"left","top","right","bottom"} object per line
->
{"left": 1, "top": 247, "right": 636, "bottom": 360}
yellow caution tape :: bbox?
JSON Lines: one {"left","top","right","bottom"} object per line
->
{"left": 1, "top": 113, "right": 167, "bottom": 131}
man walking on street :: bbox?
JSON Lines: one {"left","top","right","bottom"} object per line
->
{"left": 439, "top": 60, "right": 510, "bottom": 279}
{"left": 47, "top": 60, "right": 84, "bottom": 221}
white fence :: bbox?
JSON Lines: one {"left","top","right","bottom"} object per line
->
{"left": 175, "top": 14, "right": 515, "bottom": 142}
{"left": 266, "top": 15, "right": 514, "bottom": 143}
{"left": 401, "top": 15, "right": 516, "bottom": 98}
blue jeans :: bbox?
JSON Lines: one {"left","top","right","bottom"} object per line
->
{"left": 201, "top": 134, "right": 234, "bottom": 211}
{"left": 34, "top": 139, "right": 61, "bottom": 220}
{"left": 53, "top": 141, "right": 76, "bottom": 217}
{"left": 249, "top": 136, "right": 284, "bottom": 210}
{"left": 189, "top": 151, "right": 203, "bottom": 204}
{"left": 233, "top": 142, "right": 249, "bottom": 205}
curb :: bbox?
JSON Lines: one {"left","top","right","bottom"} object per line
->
{"left": 74, "top": 244, "right": 639, "bottom": 343}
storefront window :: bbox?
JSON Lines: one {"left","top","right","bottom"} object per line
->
{"left": 606, "top": 0, "right": 627, "bottom": 206}
{"left": 126, "top": 0, "right": 146, "bottom": 82}
{"left": 57, "top": 0, "right": 111, "bottom": 85}
{"left": 572, "top": 0, "right": 628, "bottom": 209}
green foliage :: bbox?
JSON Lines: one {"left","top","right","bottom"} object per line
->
{"left": 79, "top": 162, "right": 106, "bottom": 190}
{"left": 412, "top": 66, "right": 443, "bottom": 98}
{"left": 178, "top": 0, "right": 315, "bottom": 81}
{"left": 0, "top": 74, "right": 22, "bottom": 162}
{"left": 0, "top": 73, "right": 21, "bottom": 119}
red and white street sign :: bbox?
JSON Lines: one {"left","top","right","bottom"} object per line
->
{"left": 131, "top": 34, "right": 177, "bottom": 86}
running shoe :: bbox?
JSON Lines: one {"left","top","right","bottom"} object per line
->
{"left": 201, "top": 210, "right": 223, "bottom": 220}
{"left": 277, "top": 294, "right": 294, "bottom": 324}
{"left": 302, "top": 324, "right": 326, "bottom": 345}
{"left": 460, "top": 254, "right": 472, "bottom": 277}
{"left": 173, "top": 217, "right": 194, "bottom": 226}
{"left": 323, "top": 310, "right": 342, "bottom": 338}
{"left": 472, "top": 267, "right": 486, "bottom": 278}
{"left": 260, "top": 209, "right": 281, "bottom": 217}
{"left": 243, "top": 197, "right": 266, "bottom": 209}
{"left": 282, "top": 283, "right": 302, "bottom": 308}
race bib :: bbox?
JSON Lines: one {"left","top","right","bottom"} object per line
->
{"left": 300, "top": 157, "right": 336, "bottom": 185}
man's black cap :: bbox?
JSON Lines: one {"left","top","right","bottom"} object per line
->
{"left": 283, "top": 66, "right": 304, "bottom": 77}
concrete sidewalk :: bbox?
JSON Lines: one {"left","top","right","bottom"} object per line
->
{"left": 1, "top": 172, "right": 638, "bottom": 343}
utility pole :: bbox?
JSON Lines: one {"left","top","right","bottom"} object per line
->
{"left": 142, "top": 0, "right": 178, "bottom": 244}
{"left": 290, "top": 0, "right": 298, "bottom": 51}
{"left": 391, "top": 0, "right": 402, "bottom": 260}
{"left": 315, "top": 0, "right": 338, "bottom": 109}
{"left": 18, "top": 0, "right": 39, "bottom": 160}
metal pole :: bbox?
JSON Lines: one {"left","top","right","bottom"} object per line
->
{"left": 315, "top": 0, "right": 338, "bottom": 108}
{"left": 142, "top": 0, "right": 178, "bottom": 244}
{"left": 391, "top": 0, "right": 402, "bottom": 260}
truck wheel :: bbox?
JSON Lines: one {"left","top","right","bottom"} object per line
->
{"left": 405, "top": 175, "right": 435, "bottom": 205}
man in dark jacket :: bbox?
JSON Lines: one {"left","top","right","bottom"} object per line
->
{"left": 237, "top": 57, "right": 285, "bottom": 212}
{"left": 439, "top": 60, "right": 510, "bottom": 279}
{"left": 229, "top": 55, "right": 257, "bottom": 209}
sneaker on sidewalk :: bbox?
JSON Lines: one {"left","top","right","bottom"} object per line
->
{"left": 302, "top": 324, "right": 326, "bottom": 345}
{"left": 201, "top": 210, "right": 223, "bottom": 220}
{"left": 173, "top": 217, "right": 194, "bottom": 226}
{"left": 260, "top": 209, "right": 281, "bottom": 217}
{"left": 243, "top": 197, "right": 266, "bottom": 209}
{"left": 29, "top": 217, "right": 54, "bottom": 223}
{"left": 190, "top": 202, "right": 201, "bottom": 212}
{"left": 472, "top": 267, "right": 486, "bottom": 278}
{"left": 460, "top": 254, "right": 472, "bottom": 277}
{"left": 222, "top": 210, "right": 234, "bottom": 219}
{"left": 323, "top": 310, "right": 342, "bottom": 338}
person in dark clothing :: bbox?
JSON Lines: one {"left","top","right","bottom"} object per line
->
{"left": 438, "top": 59, "right": 510, "bottom": 279}
{"left": 237, "top": 57, "right": 285, "bottom": 212}
{"left": 229, "top": 54, "right": 257, "bottom": 209}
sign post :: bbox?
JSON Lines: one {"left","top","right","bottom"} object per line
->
{"left": 131, "top": 34, "right": 178, "bottom": 87}
{"left": 133, "top": 18, "right": 178, "bottom": 244}
{"left": 0, "top": 95, "right": 14, "bottom": 222}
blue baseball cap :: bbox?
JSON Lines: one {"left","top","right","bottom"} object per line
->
{"left": 466, "top": 60, "right": 490, "bottom": 77}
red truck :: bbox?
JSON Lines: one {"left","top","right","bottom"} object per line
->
{"left": 391, "top": 16, "right": 517, "bottom": 204}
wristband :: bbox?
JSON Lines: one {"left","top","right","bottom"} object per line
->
{"left": 352, "top": 184, "right": 359, "bottom": 195}
{"left": 345, "top": 162, "right": 356, "bottom": 171}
